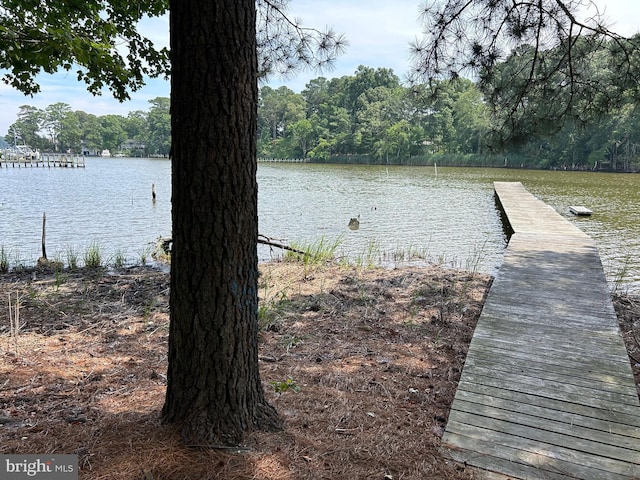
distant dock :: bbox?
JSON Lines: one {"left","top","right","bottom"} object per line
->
{"left": 258, "top": 157, "right": 309, "bottom": 163}
{"left": 0, "top": 153, "right": 85, "bottom": 168}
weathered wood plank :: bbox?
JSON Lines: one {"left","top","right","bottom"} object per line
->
{"left": 470, "top": 328, "right": 629, "bottom": 365}
{"left": 467, "top": 338, "right": 631, "bottom": 373}
{"left": 470, "top": 326, "right": 630, "bottom": 359}
{"left": 463, "top": 355, "right": 637, "bottom": 396}
{"left": 442, "top": 182, "right": 640, "bottom": 479}
{"left": 450, "top": 399, "right": 640, "bottom": 451}
{"left": 445, "top": 416, "right": 640, "bottom": 477}
{"left": 456, "top": 371, "right": 639, "bottom": 415}
{"left": 451, "top": 389, "right": 640, "bottom": 439}
{"left": 444, "top": 439, "right": 579, "bottom": 480}
{"left": 462, "top": 361, "right": 637, "bottom": 400}
{"left": 455, "top": 380, "right": 640, "bottom": 429}
{"left": 467, "top": 337, "right": 635, "bottom": 376}
{"left": 444, "top": 430, "right": 636, "bottom": 480}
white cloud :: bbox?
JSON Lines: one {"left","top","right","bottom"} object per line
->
{"left": 1, "top": 0, "right": 639, "bottom": 139}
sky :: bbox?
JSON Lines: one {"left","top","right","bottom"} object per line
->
{"left": 1, "top": 0, "right": 639, "bottom": 139}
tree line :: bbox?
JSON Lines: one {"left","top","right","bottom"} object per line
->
{"left": 4, "top": 97, "right": 170, "bottom": 157}
{"left": 259, "top": 64, "right": 640, "bottom": 171}
{"left": 7, "top": 63, "right": 640, "bottom": 171}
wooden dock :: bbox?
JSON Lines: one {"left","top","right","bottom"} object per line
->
{"left": 0, "top": 153, "right": 85, "bottom": 168}
{"left": 442, "top": 182, "right": 640, "bottom": 479}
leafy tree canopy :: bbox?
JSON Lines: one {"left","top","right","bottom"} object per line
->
{"left": 0, "top": 0, "right": 170, "bottom": 100}
{"left": 0, "top": 0, "right": 346, "bottom": 101}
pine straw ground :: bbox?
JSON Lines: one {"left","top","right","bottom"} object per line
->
{"left": 0, "top": 262, "right": 639, "bottom": 480}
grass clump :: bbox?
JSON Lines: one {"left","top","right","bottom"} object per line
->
{"left": 610, "top": 256, "right": 632, "bottom": 295}
{"left": 464, "top": 237, "right": 489, "bottom": 276}
{"left": 138, "top": 246, "right": 152, "bottom": 266}
{"left": 258, "top": 270, "right": 291, "bottom": 331}
{"left": 10, "top": 250, "right": 26, "bottom": 272}
{"left": 285, "top": 236, "right": 342, "bottom": 269}
{"left": 0, "top": 246, "right": 8, "bottom": 273}
{"left": 83, "top": 242, "right": 103, "bottom": 269}
{"left": 353, "top": 240, "right": 381, "bottom": 268}
{"left": 258, "top": 291, "right": 290, "bottom": 332}
{"left": 112, "top": 249, "right": 128, "bottom": 269}
{"left": 66, "top": 245, "right": 80, "bottom": 270}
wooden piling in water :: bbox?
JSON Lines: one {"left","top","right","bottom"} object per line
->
{"left": 41, "top": 212, "right": 47, "bottom": 261}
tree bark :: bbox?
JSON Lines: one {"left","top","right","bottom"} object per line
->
{"left": 162, "top": 0, "right": 281, "bottom": 446}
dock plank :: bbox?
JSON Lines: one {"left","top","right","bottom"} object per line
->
{"left": 456, "top": 380, "right": 640, "bottom": 429}
{"left": 451, "top": 389, "right": 640, "bottom": 439}
{"left": 447, "top": 411, "right": 640, "bottom": 466}
{"left": 442, "top": 182, "right": 640, "bottom": 479}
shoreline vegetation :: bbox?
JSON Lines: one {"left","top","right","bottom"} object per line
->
{"left": 0, "top": 235, "right": 492, "bottom": 278}
{"left": 1, "top": 250, "right": 639, "bottom": 479}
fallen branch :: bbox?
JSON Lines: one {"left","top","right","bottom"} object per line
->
{"left": 153, "top": 234, "right": 307, "bottom": 258}
{"left": 258, "top": 234, "right": 306, "bottom": 255}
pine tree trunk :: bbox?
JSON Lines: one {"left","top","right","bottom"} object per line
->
{"left": 162, "top": 0, "right": 281, "bottom": 446}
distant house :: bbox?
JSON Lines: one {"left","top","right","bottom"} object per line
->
{"left": 120, "top": 139, "right": 146, "bottom": 156}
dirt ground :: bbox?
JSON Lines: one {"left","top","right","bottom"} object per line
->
{"left": 0, "top": 261, "right": 639, "bottom": 480}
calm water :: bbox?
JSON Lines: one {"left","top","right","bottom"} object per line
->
{"left": 1, "top": 159, "right": 639, "bottom": 291}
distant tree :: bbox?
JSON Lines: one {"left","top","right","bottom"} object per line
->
{"left": 344, "top": 66, "right": 401, "bottom": 118}
{"left": 410, "top": 82, "right": 457, "bottom": 153}
{"left": 58, "top": 111, "right": 82, "bottom": 153}
{"left": 290, "top": 118, "right": 315, "bottom": 157}
{"left": 146, "top": 97, "right": 170, "bottom": 156}
{"left": 302, "top": 77, "right": 332, "bottom": 117}
{"left": 123, "top": 111, "right": 148, "bottom": 140}
{"left": 355, "top": 85, "right": 404, "bottom": 155}
{"left": 318, "top": 104, "right": 353, "bottom": 155}
{"left": 258, "top": 86, "right": 306, "bottom": 143}
{"left": 123, "top": 111, "right": 150, "bottom": 155}
{"left": 378, "top": 120, "right": 411, "bottom": 162}
{"left": 596, "top": 104, "right": 640, "bottom": 171}
{"left": 411, "top": 0, "right": 640, "bottom": 145}
{"left": 6, "top": 105, "right": 43, "bottom": 148}
{"left": 76, "top": 111, "right": 104, "bottom": 154}
{"left": 99, "top": 115, "right": 127, "bottom": 152}
{"left": 450, "top": 79, "right": 490, "bottom": 154}
{"left": 43, "top": 102, "right": 72, "bottom": 152}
